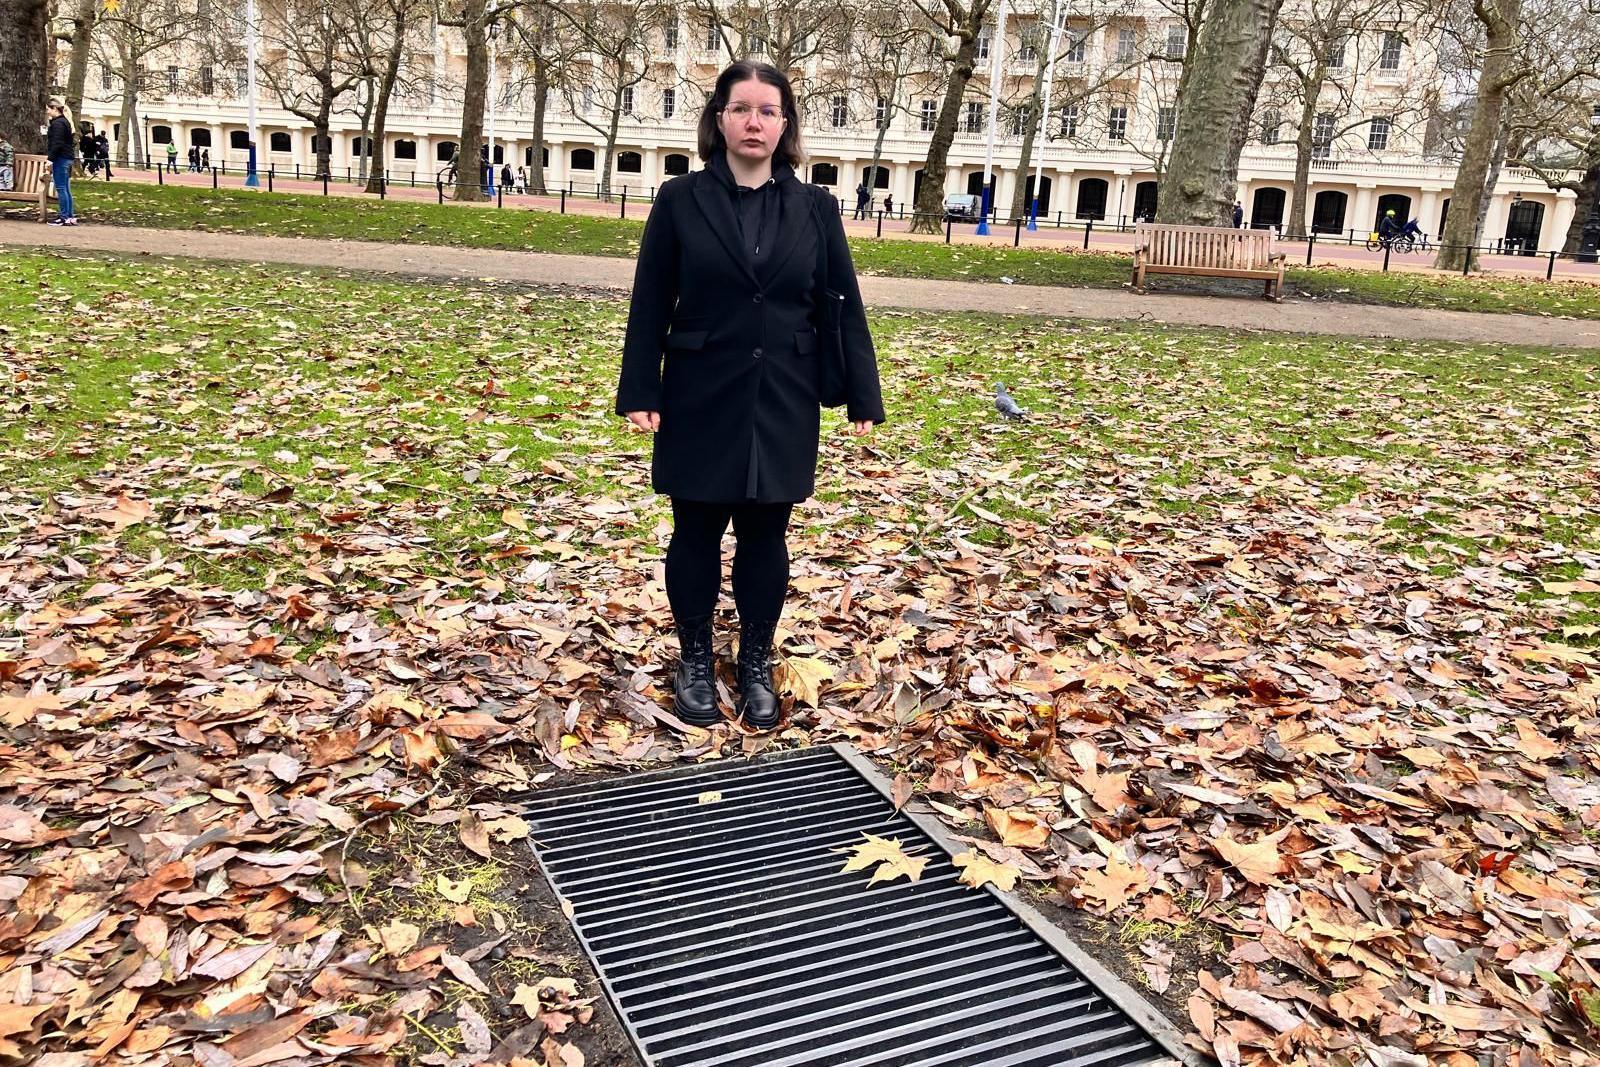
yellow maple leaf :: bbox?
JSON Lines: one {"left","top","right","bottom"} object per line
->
{"left": 501, "top": 507, "right": 529, "bottom": 531}
{"left": 1078, "top": 855, "right": 1151, "bottom": 911}
{"left": 1213, "top": 831, "right": 1286, "bottom": 885}
{"left": 777, "top": 655, "right": 833, "bottom": 708}
{"left": 985, "top": 806, "right": 1051, "bottom": 849}
{"left": 952, "top": 850, "right": 1020, "bottom": 892}
{"left": 838, "top": 833, "right": 928, "bottom": 885}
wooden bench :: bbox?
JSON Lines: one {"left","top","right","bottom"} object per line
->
{"left": 1132, "top": 223, "right": 1286, "bottom": 302}
{"left": 0, "top": 154, "right": 56, "bottom": 221}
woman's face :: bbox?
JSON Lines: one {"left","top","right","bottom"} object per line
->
{"left": 718, "top": 77, "right": 784, "bottom": 166}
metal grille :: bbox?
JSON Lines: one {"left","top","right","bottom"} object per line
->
{"left": 520, "top": 745, "right": 1184, "bottom": 1067}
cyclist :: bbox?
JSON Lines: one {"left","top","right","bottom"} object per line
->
{"left": 1378, "top": 209, "right": 1402, "bottom": 242}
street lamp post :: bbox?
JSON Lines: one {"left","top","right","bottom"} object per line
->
{"left": 244, "top": 0, "right": 260, "bottom": 187}
{"left": 485, "top": 23, "right": 498, "bottom": 196}
{"left": 975, "top": 0, "right": 1009, "bottom": 236}
{"left": 1580, "top": 111, "right": 1600, "bottom": 264}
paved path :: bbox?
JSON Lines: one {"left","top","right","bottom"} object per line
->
{"left": 4, "top": 220, "right": 1597, "bottom": 348}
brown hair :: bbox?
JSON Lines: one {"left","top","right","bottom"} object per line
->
{"left": 696, "top": 60, "right": 805, "bottom": 168}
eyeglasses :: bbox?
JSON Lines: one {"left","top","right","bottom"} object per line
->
{"left": 722, "top": 103, "right": 785, "bottom": 125}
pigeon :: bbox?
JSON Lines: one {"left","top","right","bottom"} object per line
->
{"left": 994, "top": 382, "right": 1028, "bottom": 421}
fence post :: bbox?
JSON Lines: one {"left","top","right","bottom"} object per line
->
{"left": 296, "top": 164, "right": 301, "bottom": 181}
{"left": 945, "top": 216, "right": 953, "bottom": 244}
{"left": 1382, "top": 242, "right": 1391, "bottom": 272}
{"left": 437, "top": 179, "right": 444, "bottom": 205}
{"left": 157, "top": 164, "right": 163, "bottom": 186}
{"left": 380, "top": 176, "right": 386, "bottom": 200}
{"left": 1347, "top": 228, "right": 1353, "bottom": 245}
{"left": 1462, "top": 247, "right": 1470, "bottom": 277}
{"left": 323, "top": 173, "right": 329, "bottom": 196}
{"left": 1084, "top": 219, "right": 1093, "bottom": 250}
{"left": 267, "top": 168, "right": 273, "bottom": 193}
{"left": 876, "top": 210, "right": 883, "bottom": 238}
{"left": 1013, "top": 214, "right": 1022, "bottom": 247}
{"left": 621, "top": 190, "right": 627, "bottom": 219}
{"left": 1056, "top": 210, "right": 1063, "bottom": 228}
{"left": 498, "top": 183, "right": 504, "bottom": 209}
{"left": 1306, "top": 233, "right": 1315, "bottom": 267}
{"left": 560, "top": 189, "right": 567, "bottom": 214}
{"left": 1547, "top": 250, "right": 1557, "bottom": 281}
{"left": 211, "top": 167, "right": 218, "bottom": 190}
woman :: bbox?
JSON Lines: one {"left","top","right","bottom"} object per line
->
{"left": 0, "top": 130, "right": 14, "bottom": 193}
{"left": 614, "top": 60, "right": 884, "bottom": 732}
{"left": 45, "top": 100, "right": 77, "bottom": 227}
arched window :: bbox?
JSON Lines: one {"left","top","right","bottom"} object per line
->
{"left": 664, "top": 152, "right": 689, "bottom": 176}
{"left": 863, "top": 165, "right": 889, "bottom": 189}
{"left": 269, "top": 132, "right": 291, "bottom": 152}
{"left": 229, "top": 130, "right": 249, "bottom": 149}
{"left": 571, "top": 148, "right": 596, "bottom": 170}
{"left": 151, "top": 125, "right": 173, "bottom": 145}
{"left": 351, "top": 136, "right": 372, "bottom": 157}
{"left": 190, "top": 128, "right": 212, "bottom": 147}
{"left": 1251, "top": 187, "right": 1286, "bottom": 229}
{"left": 1311, "top": 190, "right": 1347, "bottom": 233}
{"left": 394, "top": 140, "right": 417, "bottom": 160}
{"left": 436, "top": 141, "right": 458, "bottom": 161}
{"left": 1075, "top": 177, "right": 1108, "bottom": 220}
{"left": 618, "top": 150, "right": 642, "bottom": 173}
{"left": 810, "top": 162, "right": 838, "bottom": 185}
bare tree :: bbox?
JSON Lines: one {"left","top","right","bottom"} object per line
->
{"left": 95, "top": 0, "right": 206, "bottom": 165}
{"left": 257, "top": 0, "right": 364, "bottom": 178}
{"left": 344, "top": 0, "right": 428, "bottom": 190}
{"left": 843, "top": 1, "right": 938, "bottom": 209}
{"left": 56, "top": 0, "right": 100, "bottom": 123}
{"left": 1155, "top": 0, "right": 1287, "bottom": 225}
{"left": 503, "top": 2, "right": 580, "bottom": 195}
{"left": 546, "top": 0, "right": 663, "bottom": 201}
{"left": 908, "top": 0, "right": 997, "bottom": 233}
{"left": 439, "top": 0, "right": 521, "bottom": 200}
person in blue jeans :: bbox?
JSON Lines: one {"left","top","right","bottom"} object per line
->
{"left": 45, "top": 99, "right": 78, "bottom": 226}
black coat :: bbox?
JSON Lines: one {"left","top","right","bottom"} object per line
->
{"left": 614, "top": 153, "right": 885, "bottom": 504}
{"left": 47, "top": 116, "right": 75, "bottom": 162}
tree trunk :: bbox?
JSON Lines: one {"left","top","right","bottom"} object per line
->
{"left": 1008, "top": 43, "right": 1050, "bottom": 223}
{"left": 528, "top": 51, "right": 548, "bottom": 195}
{"left": 1471, "top": 115, "right": 1508, "bottom": 255}
{"left": 0, "top": 0, "right": 50, "bottom": 154}
{"left": 1562, "top": 164, "right": 1598, "bottom": 254}
{"left": 314, "top": 97, "right": 333, "bottom": 178}
{"left": 1284, "top": 67, "right": 1324, "bottom": 238}
{"left": 1155, "top": 0, "right": 1285, "bottom": 226}
{"left": 1433, "top": 0, "right": 1521, "bottom": 272}
{"left": 117, "top": 50, "right": 139, "bottom": 164}
{"left": 867, "top": 113, "right": 891, "bottom": 219}
{"left": 364, "top": 5, "right": 405, "bottom": 194}
{"left": 910, "top": 4, "right": 989, "bottom": 235}
{"left": 455, "top": 0, "right": 489, "bottom": 202}
{"left": 64, "top": 0, "right": 98, "bottom": 121}
{"left": 356, "top": 79, "right": 375, "bottom": 181}
{"left": 600, "top": 82, "right": 622, "bottom": 201}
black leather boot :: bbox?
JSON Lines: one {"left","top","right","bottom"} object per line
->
{"left": 735, "top": 617, "right": 782, "bottom": 731}
{"left": 672, "top": 614, "right": 722, "bottom": 727}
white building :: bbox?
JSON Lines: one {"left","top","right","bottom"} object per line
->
{"left": 71, "top": 1, "right": 1584, "bottom": 249}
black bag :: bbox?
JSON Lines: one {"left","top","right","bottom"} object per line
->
{"left": 808, "top": 196, "right": 849, "bottom": 408}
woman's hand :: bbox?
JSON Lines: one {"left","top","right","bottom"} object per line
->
{"left": 625, "top": 411, "right": 660, "bottom": 432}
{"left": 851, "top": 420, "right": 873, "bottom": 437}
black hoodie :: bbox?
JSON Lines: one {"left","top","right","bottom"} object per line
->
{"left": 706, "top": 150, "right": 794, "bottom": 263}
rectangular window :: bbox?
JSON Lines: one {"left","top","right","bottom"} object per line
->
{"left": 1157, "top": 106, "right": 1176, "bottom": 141}
{"left": 1367, "top": 115, "right": 1391, "bottom": 150}
{"left": 1060, "top": 103, "right": 1079, "bottom": 138}
{"left": 831, "top": 94, "right": 848, "bottom": 128}
{"left": 927, "top": 33, "right": 942, "bottom": 57}
{"left": 964, "top": 100, "right": 985, "bottom": 133}
{"left": 748, "top": 30, "right": 766, "bottom": 54}
{"left": 1313, "top": 112, "right": 1335, "bottom": 158}
{"left": 664, "top": 19, "right": 677, "bottom": 49}
{"left": 167, "top": 65, "right": 179, "bottom": 93}
{"left": 1010, "top": 105, "right": 1031, "bottom": 136}
{"left": 235, "top": 69, "right": 247, "bottom": 96}
{"left": 704, "top": 17, "right": 719, "bottom": 51}
{"left": 876, "top": 96, "right": 889, "bottom": 129}
{"left": 662, "top": 87, "right": 675, "bottom": 119}
{"left": 101, "top": 65, "right": 113, "bottom": 92}
{"left": 1019, "top": 30, "right": 1037, "bottom": 64}
{"left": 1066, "top": 27, "right": 1087, "bottom": 63}
{"left": 622, "top": 86, "right": 634, "bottom": 113}
{"left": 1116, "top": 28, "right": 1136, "bottom": 61}
{"left": 1260, "top": 111, "right": 1280, "bottom": 144}
{"left": 1165, "top": 25, "right": 1186, "bottom": 60}
{"left": 1379, "top": 31, "right": 1403, "bottom": 70}
{"left": 200, "top": 65, "right": 214, "bottom": 95}
{"left": 920, "top": 99, "right": 937, "bottom": 132}
{"left": 1108, "top": 105, "right": 1127, "bottom": 142}
{"left": 1325, "top": 33, "right": 1346, "bottom": 68}
{"left": 582, "top": 86, "right": 593, "bottom": 113}
{"left": 976, "top": 28, "right": 991, "bottom": 61}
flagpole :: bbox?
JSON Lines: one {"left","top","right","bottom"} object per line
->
{"left": 1029, "top": 0, "right": 1065, "bottom": 230}
{"left": 975, "top": 0, "right": 1009, "bottom": 236}
{"left": 244, "top": 0, "right": 260, "bottom": 187}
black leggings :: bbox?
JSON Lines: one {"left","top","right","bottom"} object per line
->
{"left": 665, "top": 498, "right": 794, "bottom": 623}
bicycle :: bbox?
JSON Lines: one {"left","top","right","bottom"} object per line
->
{"left": 436, "top": 161, "right": 458, "bottom": 200}
{"left": 1365, "top": 231, "right": 1421, "bottom": 254}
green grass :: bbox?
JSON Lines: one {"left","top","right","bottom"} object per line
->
{"left": 2, "top": 249, "right": 1596, "bottom": 644}
{"left": 29, "top": 181, "right": 1600, "bottom": 321}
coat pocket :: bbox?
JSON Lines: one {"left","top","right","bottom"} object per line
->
{"left": 794, "top": 329, "right": 817, "bottom": 356}
{"left": 665, "top": 330, "right": 708, "bottom": 350}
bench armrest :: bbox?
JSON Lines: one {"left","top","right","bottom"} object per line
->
{"left": 1268, "top": 251, "right": 1287, "bottom": 264}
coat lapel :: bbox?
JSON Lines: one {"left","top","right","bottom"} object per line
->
{"left": 691, "top": 172, "right": 759, "bottom": 287}
{"left": 757, "top": 180, "right": 816, "bottom": 288}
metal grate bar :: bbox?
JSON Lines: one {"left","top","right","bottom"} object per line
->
{"left": 521, "top": 745, "right": 1185, "bottom": 1067}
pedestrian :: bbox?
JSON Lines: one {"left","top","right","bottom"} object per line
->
{"left": 853, "top": 179, "right": 869, "bottom": 220}
{"left": 501, "top": 163, "right": 514, "bottom": 192}
{"left": 883, "top": 193, "right": 893, "bottom": 216}
{"left": 614, "top": 59, "right": 885, "bottom": 732}
{"left": 166, "top": 140, "right": 178, "bottom": 173}
{"left": 200, "top": 147, "right": 210, "bottom": 171}
{"left": 515, "top": 165, "right": 527, "bottom": 194}
{"left": 95, "top": 132, "right": 113, "bottom": 179}
{"left": 1232, "top": 201, "right": 1244, "bottom": 228}
{"left": 0, "top": 130, "right": 14, "bottom": 192}
{"left": 187, "top": 145, "right": 198, "bottom": 172}
{"left": 45, "top": 99, "right": 78, "bottom": 226}
{"left": 80, "top": 128, "right": 97, "bottom": 177}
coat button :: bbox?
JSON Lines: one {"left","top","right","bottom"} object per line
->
{"left": 753, "top": 347, "right": 763, "bottom": 359}
{"left": 752, "top": 293, "right": 763, "bottom": 304}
